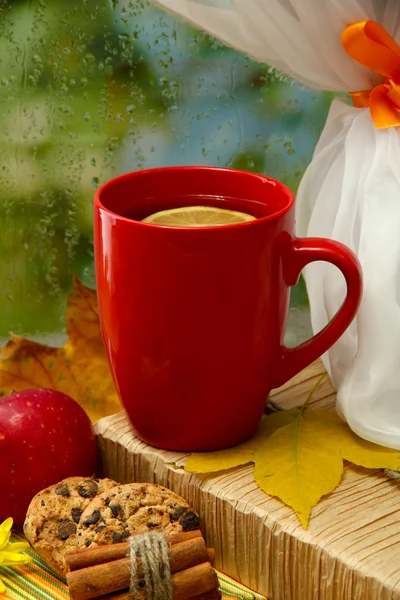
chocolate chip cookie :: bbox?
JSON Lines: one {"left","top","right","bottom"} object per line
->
{"left": 23, "top": 477, "right": 118, "bottom": 576}
{"left": 76, "top": 483, "right": 200, "bottom": 548}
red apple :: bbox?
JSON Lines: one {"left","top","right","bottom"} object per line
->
{"left": 0, "top": 389, "right": 97, "bottom": 525}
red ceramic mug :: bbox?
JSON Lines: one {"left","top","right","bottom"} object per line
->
{"left": 94, "top": 167, "right": 362, "bottom": 452}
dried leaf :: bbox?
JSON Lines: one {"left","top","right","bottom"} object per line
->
{"left": 66, "top": 276, "right": 103, "bottom": 346}
{"left": 254, "top": 410, "right": 343, "bottom": 528}
{"left": 306, "top": 410, "right": 400, "bottom": 470}
{"left": 185, "top": 408, "right": 299, "bottom": 473}
{"left": 185, "top": 407, "right": 400, "bottom": 528}
{"left": 0, "top": 277, "right": 121, "bottom": 421}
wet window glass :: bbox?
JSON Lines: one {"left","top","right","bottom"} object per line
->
{"left": 0, "top": 0, "right": 336, "bottom": 346}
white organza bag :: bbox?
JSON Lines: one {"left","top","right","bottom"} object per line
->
{"left": 152, "top": 0, "right": 400, "bottom": 449}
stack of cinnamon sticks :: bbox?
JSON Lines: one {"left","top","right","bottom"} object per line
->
{"left": 65, "top": 530, "right": 221, "bottom": 600}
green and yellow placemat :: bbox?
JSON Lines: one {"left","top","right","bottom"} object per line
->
{"left": 1, "top": 533, "right": 266, "bottom": 600}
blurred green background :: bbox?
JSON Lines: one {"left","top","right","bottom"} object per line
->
{"left": 0, "top": 0, "right": 338, "bottom": 346}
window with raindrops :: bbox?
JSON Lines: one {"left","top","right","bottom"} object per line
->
{"left": 0, "top": 0, "right": 338, "bottom": 347}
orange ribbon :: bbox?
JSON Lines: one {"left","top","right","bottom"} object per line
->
{"left": 342, "top": 20, "right": 400, "bottom": 128}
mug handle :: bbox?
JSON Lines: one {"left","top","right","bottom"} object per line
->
{"left": 272, "top": 237, "right": 363, "bottom": 389}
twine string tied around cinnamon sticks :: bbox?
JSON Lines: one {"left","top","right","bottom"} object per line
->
{"left": 129, "top": 532, "right": 173, "bottom": 600}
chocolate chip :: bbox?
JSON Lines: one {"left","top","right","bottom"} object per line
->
{"left": 57, "top": 520, "right": 77, "bottom": 540}
{"left": 181, "top": 512, "right": 200, "bottom": 532}
{"left": 109, "top": 529, "right": 130, "bottom": 543}
{"left": 85, "top": 540, "right": 91, "bottom": 547}
{"left": 147, "top": 508, "right": 153, "bottom": 515}
{"left": 41, "top": 500, "right": 45, "bottom": 507}
{"left": 109, "top": 504, "right": 121, "bottom": 518}
{"left": 104, "top": 498, "right": 111, "bottom": 506}
{"left": 83, "top": 510, "right": 101, "bottom": 526}
{"left": 55, "top": 484, "right": 70, "bottom": 497}
{"left": 71, "top": 508, "right": 83, "bottom": 524}
{"left": 147, "top": 522, "right": 159, "bottom": 529}
{"left": 95, "top": 525, "right": 106, "bottom": 533}
{"left": 169, "top": 505, "right": 187, "bottom": 522}
{"left": 112, "top": 531, "right": 124, "bottom": 544}
{"left": 78, "top": 480, "right": 99, "bottom": 498}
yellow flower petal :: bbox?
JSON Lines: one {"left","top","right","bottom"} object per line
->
{"left": 0, "top": 519, "right": 13, "bottom": 534}
{"left": 0, "top": 552, "right": 33, "bottom": 566}
{"left": 0, "top": 520, "right": 12, "bottom": 551}
{"left": 0, "top": 577, "right": 5, "bottom": 594}
{"left": 1, "top": 557, "right": 32, "bottom": 567}
{"left": 2, "top": 542, "right": 31, "bottom": 554}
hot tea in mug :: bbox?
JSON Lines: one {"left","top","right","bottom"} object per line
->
{"left": 94, "top": 167, "right": 362, "bottom": 452}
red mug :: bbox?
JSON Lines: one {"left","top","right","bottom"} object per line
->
{"left": 94, "top": 167, "right": 362, "bottom": 452}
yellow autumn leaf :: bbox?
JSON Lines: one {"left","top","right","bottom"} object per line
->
{"left": 185, "top": 408, "right": 300, "bottom": 473}
{"left": 306, "top": 410, "right": 400, "bottom": 471}
{"left": 0, "top": 276, "right": 121, "bottom": 422}
{"left": 186, "top": 406, "right": 400, "bottom": 528}
{"left": 254, "top": 410, "right": 344, "bottom": 528}
{"left": 184, "top": 441, "right": 254, "bottom": 474}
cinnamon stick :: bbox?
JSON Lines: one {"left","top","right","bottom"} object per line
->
{"left": 97, "top": 564, "right": 220, "bottom": 600}
{"left": 206, "top": 548, "right": 215, "bottom": 565}
{"left": 173, "top": 562, "right": 219, "bottom": 600}
{"left": 68, "top": 561, "right": 218, "bottom": 600}
{"left": 101, "top": 564, "right": 222, "bottom": 600}
{"left": 67, "top": 538, "right": 213, "bottom": 600}
{"left": 170, "top": 538, "right": 211, "bottom": 574}
{"left": 99, "top": 593, "right": 134, "bottom": 600}
{"left": 100, "top": 582, "right": 221, "bottom": 599}
{"left": 66, "top": 531, "right": 202, "bottom": 572}
{"left": 190, "top": 592, "right": 222, "bottom": 600}
{"left": 100, "top": 587, "right": 222, "bottom": 600}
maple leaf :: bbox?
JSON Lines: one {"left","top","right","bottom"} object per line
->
{"left": 185, "top": 406, "right": 400, "bottom": 528}
{"left": 0, "top": 276, "right": 121, "bottom": 422}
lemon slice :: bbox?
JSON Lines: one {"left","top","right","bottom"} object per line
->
{"left": 142, "top": 206, "right": 256, "bottom": 227}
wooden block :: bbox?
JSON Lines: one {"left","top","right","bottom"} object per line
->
{"left": 94, "top": 361, "right": 400, "bottom": 600}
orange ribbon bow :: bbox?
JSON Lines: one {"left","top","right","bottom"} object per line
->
{"left": 342, "top": 20, "right": 400, "bottom": 128}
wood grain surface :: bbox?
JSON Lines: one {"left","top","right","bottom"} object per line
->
{"left": 94, "top": 362, "right": 400, "bottom": 600}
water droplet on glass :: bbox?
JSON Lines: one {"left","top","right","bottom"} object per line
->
{"left": 0, "top": 0, "right": 323, "bottom": 344}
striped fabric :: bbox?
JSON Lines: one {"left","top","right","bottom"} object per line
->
{"left": 218, "top": 572, "right": 267, "bottom": 599}
{"left": 2, "top": 533, "right": 267, "bottom": 600}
